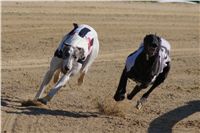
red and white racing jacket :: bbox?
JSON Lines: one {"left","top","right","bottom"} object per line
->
{"left": 58, "top": 24, "right": 98, "bottom": 60}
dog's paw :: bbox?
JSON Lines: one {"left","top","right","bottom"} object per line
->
{"left": 136, "top": 98, "right": 147, "bottom": 110}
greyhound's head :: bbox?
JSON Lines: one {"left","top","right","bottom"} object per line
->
{"left": 143, "top": 34, "right": 161, "bottom": 58}
{"left": 61, "top": 45, "right": 84, "bottom": 74}
{"left": 61, "top": 31, "right": 89, "bottom": 74}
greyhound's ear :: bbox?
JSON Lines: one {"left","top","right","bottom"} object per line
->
{"left": 73, "top": 23, "right": 78, "bottom": 28}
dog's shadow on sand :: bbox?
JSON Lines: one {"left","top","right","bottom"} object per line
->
{"left": 2, "top": 97, "right": 100, "bottom": 118}
{"left": 148, "top": 100, "right": 200, "bottom": 133}
{"left": 15, "top": 107, "right": 100, "bottom": 118}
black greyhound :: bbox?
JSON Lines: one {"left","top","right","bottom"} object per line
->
{"left": 114, "top": 34, "right": 171, "bottom": 109}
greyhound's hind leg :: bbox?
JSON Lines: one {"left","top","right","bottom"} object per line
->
{"left": 53, "top": 69, "right": 61, "bottom": 84}
{"left": 136, "top": 97, "right": 147, "bottom": 110}
{"left": 78, "top": 72, "right": 85, "bottom": 86}
{"left": 127, "top": 85, "right": 144, "bottom": 100}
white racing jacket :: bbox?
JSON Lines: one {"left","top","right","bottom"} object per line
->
{"left": 58, "top": 24, "right": 97, "bottom": 60}
{"left": 125, "top": 38, "right": 171, "bottom": 82}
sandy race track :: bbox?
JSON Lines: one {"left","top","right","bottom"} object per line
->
{"left": 1, "top": 1, "right": 200, "bottom": 133}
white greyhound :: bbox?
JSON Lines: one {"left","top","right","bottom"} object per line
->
{"left": 34, "top": 23, "right": 99, "bottom": 105}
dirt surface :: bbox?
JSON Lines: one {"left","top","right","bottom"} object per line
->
{"left": 1, "top": 1, "right": 200, "bottom": 133}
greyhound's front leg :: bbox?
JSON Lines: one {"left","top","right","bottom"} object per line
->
{"left": 34, "top": 57, "right": 62, "bottom": 100}
{"left": 37, "top": 62, "right": 82, "bottom": 104}
{"left": 39, "top": 73, "right": 71, "bottom": 104}
{"left": 34, "top": 69, "right": 55, "bottom": 100}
